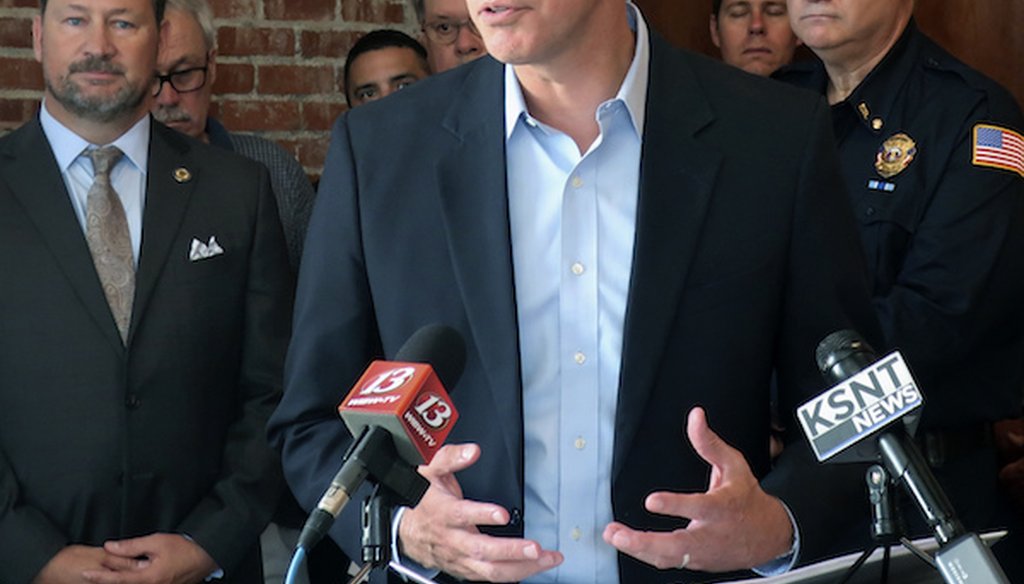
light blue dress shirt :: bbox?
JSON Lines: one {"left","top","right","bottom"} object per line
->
{"left": 393, "top": 3, "right": 795, "bottom": 580}
{"left": 506, "top": 5, "right": 648, "bottom": 583}
{"left": 39, "top": 102, "right": 149, "bottom": 265}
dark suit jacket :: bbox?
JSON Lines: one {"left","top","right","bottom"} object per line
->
{"left": 270, "top": 34, "right": 881, "bottom": 583}
{"left": 0, "top": 118, "right": 292, "bottom": 583}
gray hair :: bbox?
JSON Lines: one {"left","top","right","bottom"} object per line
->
{"left": 409, "top": 0, "right": 425, "bottom": 24}
{"left": 165, "top": 0, "right": 217, "bottom": 50}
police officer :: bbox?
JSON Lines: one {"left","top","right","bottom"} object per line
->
{"left": 778, "top": 0, "right": 1024, "bottom": 572}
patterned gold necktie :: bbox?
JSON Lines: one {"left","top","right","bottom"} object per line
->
{"left": 84, "top": 146, "right": 134, "bottom": 343}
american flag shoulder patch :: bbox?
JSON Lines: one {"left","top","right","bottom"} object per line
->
{"left": 972, "top": 123, "right": 1024, "bottom": 177}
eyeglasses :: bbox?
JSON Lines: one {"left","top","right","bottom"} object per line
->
{"left": 153, "top": 65, "right": 209, "bottom": 97}
{"left": 422, "top": 18, "right": 480, "bottom": 45}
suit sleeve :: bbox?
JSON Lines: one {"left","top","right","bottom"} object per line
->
{"left": 761, "top": 97, "right": 884, "bottom": 565}
{"left": 267, "top": 113, "right": 383, "bottom": 560}
{"left": 175, "top": 164, "right": 291, "bottom": 575}
{"left": 0, "top": 447, "right": 70, "bottom": 583}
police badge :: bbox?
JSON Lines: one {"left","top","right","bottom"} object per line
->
{"left": 875, "top": 133, "right": 917, "bottom": 178}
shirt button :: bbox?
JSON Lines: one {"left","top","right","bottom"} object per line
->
{"left": 574, "top": 437, "right": 586, "bottom": 450}
{"left": 571, "top": 175, "right": 583, "bottom": 189}
{"left": 866, "top": 206, "right": 876, "bottom": 216}
{"left": 571, "top": 262, "right": 585, "bottom": 276}
{"left": 571, "top": 527, "right": 582, "bottom": 541}
{"left": 573, "top": 351, "right": 586, "bottom": 365}
{"left": 125, "top": 394, "right": 141, "bottom": 410}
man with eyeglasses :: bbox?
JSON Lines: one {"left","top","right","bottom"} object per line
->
{"left": 0, "top": 0, "right": 292, "bottom": 581}
{"left": 410, "top": 0, "right": 487, "bottom": 73}
{"left": 152, "top": 0, "right": 315, "bottom": 271}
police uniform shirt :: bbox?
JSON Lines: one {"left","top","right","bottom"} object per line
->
{"left": 776, "top": 21, "right": 1024, "bottom": 434}
{"left": 776, "top": 22, "right": 1024, "bottom": 549}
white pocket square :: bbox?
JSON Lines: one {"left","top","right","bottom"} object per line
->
{"left": 189, "top": 236, "right": 224, "bottom": 261}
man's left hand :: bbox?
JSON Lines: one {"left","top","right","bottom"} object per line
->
{"left": 603, "top": 407, "right": 793, "bottom": 573}
{"left": 80, "top": 533, "right": 218, "bottom": 584}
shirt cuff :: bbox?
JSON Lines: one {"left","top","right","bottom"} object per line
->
{"left": 751, "top": 501, "right": 800, "bottom": 576}
{"left": 390, "top": 506, "right": 441, "bottom": 581}
{"left": 181, "top": 533, "right": 224, "bottom": 580}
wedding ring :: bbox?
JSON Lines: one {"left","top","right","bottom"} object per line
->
{"left": 677, "top": 552, "right": 691, "bottom": 570}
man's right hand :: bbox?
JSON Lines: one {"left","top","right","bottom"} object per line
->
{"left": 33, "top": 545, "right": 114, "bottom": 584}
{"left": 398, "top": 443, "right": 563, "bottom": 582}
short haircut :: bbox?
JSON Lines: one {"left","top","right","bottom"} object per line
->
{"left": 165, "top": 0, "right": 217, "bottom": 50}
{"left": 409, "top": 0, "right": 425, "bottom": 24}
{"left": 712, "top": 0, "right": 723, "bottom": 15}
{"left": 344, "top": 29, "right": 429, "bottom": 101}
{"left": 40, "top": 0, "right": 167, "bottom": 23}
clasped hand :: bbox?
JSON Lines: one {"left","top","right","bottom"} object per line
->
{"left": 34, "top": 533, "right": 217, "bottom": 584}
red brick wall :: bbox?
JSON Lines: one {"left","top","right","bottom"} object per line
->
{"left": 0, "top": 0, "right": 416, "bottom": 179}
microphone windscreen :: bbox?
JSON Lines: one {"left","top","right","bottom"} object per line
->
{"left": 395, "top": 324, "right": 467, "bottom": 390}
{"left": 815, "top": 329, "right": 876, "bottom": 380}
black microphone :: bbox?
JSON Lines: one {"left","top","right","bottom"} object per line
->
{"left": 296, "top": 324, "right": 466, "bottom": 551}
{"left": 804, "top": 331, "right": 1010, "bottom": 583}
{"left": 810, "top": 330, "right": 962, "bottom": 543}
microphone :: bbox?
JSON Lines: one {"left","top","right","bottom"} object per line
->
{"left": 799, "top": 330, "right": 960, "bottom": 542}
{"left": 296, "top": 324, "right": 466, "bottom": 551}
{"left": 799, "top": 331, "right": 1010, "bottom": 583}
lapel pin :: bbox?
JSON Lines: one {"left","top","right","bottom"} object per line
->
{"left": 173, "top": 167, "right": 192, "bottom": 183}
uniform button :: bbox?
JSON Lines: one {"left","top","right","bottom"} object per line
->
{"left": 571, "top": 176, "right": 583, "bottom": 189}
{"left": 871, "top": 118, "right": 884, "bottom": 131}
{"left": 866, "top": 207, "right": 876, "bottom": 216}
{"left": 571, "top": 527, "right": 582, "bottom": 541}
{"left": 571, "top": 262, "right": 585, "bottom": 276}
{"left": 125, "top": 394, "right": 141, "bottom": 410}
{"left": 573, "top": 351, "right": 586, "bottom": 365}
{"left": 574, "top": 437, "right": 586, "bottom": 450}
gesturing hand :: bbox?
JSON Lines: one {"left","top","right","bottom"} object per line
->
{"left": 399, "top": 443, "right": 563, "bottom": 582}
{"left": 604, "top": 407, "right": 793, "bottom": 572}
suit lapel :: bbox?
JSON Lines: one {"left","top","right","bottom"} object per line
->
{"left": 435, "top": 59, "right": 524, "bottom": 482}
{"left": 0, "top": 119, "right": 126, "bottom": 353}
{"left": 613, "top": 37, "right": 723, "bottom": 479}
{"left": 130, "top": 121, "right": 195, "bottom": 345}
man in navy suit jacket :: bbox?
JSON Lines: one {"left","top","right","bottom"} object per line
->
{"left": 270, "top": 1, "right": 880, "bottom": 581}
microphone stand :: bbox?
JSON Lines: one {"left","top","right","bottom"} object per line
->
{"left": 348, "top": 485, "right": 393, "bottom": 584}
{"left": 837, "top": 433, "right": 1010, "bottom": 584}
{"left": 837, "top": 465, "right": 934, "bottom": 584}
{"left": 349, "top": 484, "right": 442, "bottom": 584}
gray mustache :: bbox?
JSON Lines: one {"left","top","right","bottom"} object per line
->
{"left": 69, "top": 56, "right": 124, "bottom": 75}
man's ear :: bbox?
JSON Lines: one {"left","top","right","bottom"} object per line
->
{"left": 709, "top": 14, "right": 722, "bottom": 49}
{"left": 207, "top": 49, "right": 218, "bottom": 86}
{"left": 32, "top": 14, "right": 44, "bottom": 63}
